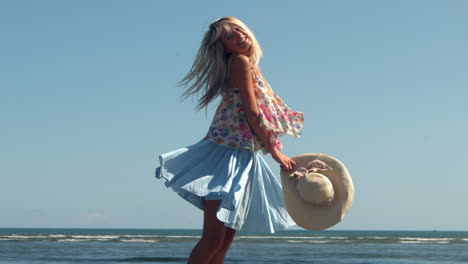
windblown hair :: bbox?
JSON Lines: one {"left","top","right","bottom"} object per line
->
{"left": 180, "top": 16, "right": 266, "bottom": 110}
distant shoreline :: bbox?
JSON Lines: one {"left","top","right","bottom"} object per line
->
{"left": 1, "top": 227, "right": 466, "bottom": 232}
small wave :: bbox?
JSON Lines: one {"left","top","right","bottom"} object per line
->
{"left": 5, "top": 235, "right": 36, "bottom": 239}
{"left": 58, "top": 239, "right": 92, "bottom": 242}
{"left": 119, "top": 239, "right": 159, "bottom": 243}
{"left": 398, "top": 237, "right": 455, "bottom": 244}
{"left": 155, "top": 235, "right": 200, "bottom": 239}
{"left": 0, "top": 235, "right": 48, "bottom": 241}
{"left": 355, "top": 236, "right": 388, "bottom": 240}
{"left": 122, "top": 234, "right": 157, "bottom": 238}
{"left": 48, "top": 234, "right": 66, "bottom": 238}
{"left": 287, "top": 240, "right": 329, "bottom": 243}
{"left": 114, "top": 257, "right": 187, "bottom": 262}
{"left": 71, "top": 235, "right": 119, "bottom": 239}
{"left": 238, "top": 235, "right": 325, "bottom": 239}
{"left": 399, "top": 237, "right": 453, "bottom": 241}
{"left": 400, "top": 241, "right": 450, "bottom": 244}
{"left": 36, "top": 256, "right": 188, "bottom": 263}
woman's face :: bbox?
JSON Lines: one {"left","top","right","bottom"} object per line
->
{"left": 221, "top": 25, "right": 251, "bottom": 55}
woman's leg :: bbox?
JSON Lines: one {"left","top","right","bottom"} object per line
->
{"left": 187, "top": 199, "right": 226, "bottom": 264}
{"left": 209, "top": 227, "right": 236, "bottom": 264}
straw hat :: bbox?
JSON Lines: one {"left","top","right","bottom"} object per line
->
{"left": 280, "top": 153, "right": 354, "bottom": 230}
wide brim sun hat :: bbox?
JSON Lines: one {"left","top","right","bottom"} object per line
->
{"left": 280, "top": 153, "right": 354, "bottom": 230}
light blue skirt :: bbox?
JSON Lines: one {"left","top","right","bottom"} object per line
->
{"left": 155, "top": 139, "right": 295, "bottom": 233}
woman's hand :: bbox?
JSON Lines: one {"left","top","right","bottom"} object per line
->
{"left": 270, "top": 148, "right": 296, "bottom": 171}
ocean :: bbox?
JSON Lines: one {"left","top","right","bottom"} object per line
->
{"left": 0, "top": 228, "right": 467, "bottom": 263}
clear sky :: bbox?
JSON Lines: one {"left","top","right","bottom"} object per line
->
{"left": 1, "top": 0, "right": 467, "bottom": 231}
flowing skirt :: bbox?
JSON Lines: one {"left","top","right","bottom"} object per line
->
{"left": 155, "top": 139, "right": 295, "bottom": 233}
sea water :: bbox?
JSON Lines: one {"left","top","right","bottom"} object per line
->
{"left": 1, "top": 228, "right": 467, "bottom": 263}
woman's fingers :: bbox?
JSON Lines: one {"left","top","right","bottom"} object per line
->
{"left": 280, "top": 158, "right": 294, "bottom": 171}
{"left": 288, "top": 159, "right": 296, "bottom": 170}
{"left": 290, "top": 159, "right": 296, "bottom": 167}
{"left": 275, "top": 151, "right": 296, "bottom": 171}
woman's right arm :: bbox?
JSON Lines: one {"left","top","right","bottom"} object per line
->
{"left": 228, "top": 54, "right": 296, "bottom": 171}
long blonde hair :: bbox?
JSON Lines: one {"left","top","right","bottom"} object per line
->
{"left": 180, "top": 16, "right": 266, "bottom": 110}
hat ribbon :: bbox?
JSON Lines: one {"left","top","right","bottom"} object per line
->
{"left": 290, "top": 159, "right": 333, "bottom": 179}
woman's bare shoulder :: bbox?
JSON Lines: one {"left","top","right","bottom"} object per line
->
{"left": 230, "top": 54, "right": 251, "bottom": 72}
{"left": 229, "top": 54, "right": 251, "bottom": 79}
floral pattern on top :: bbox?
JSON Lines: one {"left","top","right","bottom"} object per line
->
{"left": 253, "top": 76, "right": 304, "bottom": 150}
{"left": 204, "top": 75, "right": 304, "bottom": 153}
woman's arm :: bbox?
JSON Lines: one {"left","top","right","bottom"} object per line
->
{"left": 228, "top": 54, "right": 296, "bottom": 170}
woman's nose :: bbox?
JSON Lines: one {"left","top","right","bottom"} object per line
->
{"left": 235, "top": 31, "right": 245, "bottom": 40}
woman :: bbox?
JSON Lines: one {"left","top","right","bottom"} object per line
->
{"left": 155, "top": 16, "right": 304, "bottom": 263}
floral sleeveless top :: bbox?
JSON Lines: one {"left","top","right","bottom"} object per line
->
{"left": 204, "top": 75, "right": 304, "bottom": 153}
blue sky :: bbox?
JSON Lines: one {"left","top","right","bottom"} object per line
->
{"left": 1, "top": 0, "right": 467, "bottom": 231}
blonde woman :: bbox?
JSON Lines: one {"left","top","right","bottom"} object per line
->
{"left": 155, "top": 16, "right": 304, "bottom": 263}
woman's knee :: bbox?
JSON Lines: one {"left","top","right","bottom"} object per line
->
{"left": 219, "top": 228, "right": 236, "bottom": 252}
{"left": 199, "top": 234, "right": 225, "bottom": 252}
{"left": 202, "top": 202, "right": 226, "bottom": 240}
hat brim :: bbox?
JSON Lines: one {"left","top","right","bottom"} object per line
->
{"left": 280, "top": 153, "right": 354, "bottom": 230}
